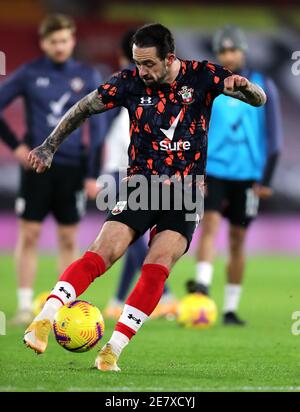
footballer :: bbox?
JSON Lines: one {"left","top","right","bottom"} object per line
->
{"left": 24, "top": 24, "right": 266, "bottom": 371}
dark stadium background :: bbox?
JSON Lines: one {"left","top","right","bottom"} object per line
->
{"left": 0, "top": 0, "right": 299, "bottom": 255}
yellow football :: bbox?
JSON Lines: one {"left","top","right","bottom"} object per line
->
{"left": 53, "top": 300, "right": 105, "bottom": 352}
{"left": 177, "top": 293, "right": 217, "bottom": 329}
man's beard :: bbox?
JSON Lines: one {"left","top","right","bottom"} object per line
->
{"left": 141, "top": 68, "right": 168, "bottom": 87}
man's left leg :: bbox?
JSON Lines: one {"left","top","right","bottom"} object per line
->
{"left": 23, "top": 221, "right": 135, "bottom": 354}
{"left": 223, "top": 181, "right": 259, "bottom": 325}
{"left": 95, "top": 229, "right": 187, "bottom": 371}
{"left": 223, "top": 224, "right": 247, "bottom": 325}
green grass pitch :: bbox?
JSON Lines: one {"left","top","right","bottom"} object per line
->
{"left": 0, "top": 253, "right": 300, "bottom": 392}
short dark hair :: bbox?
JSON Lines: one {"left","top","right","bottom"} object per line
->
{"left": 39, "top": 14, "right": 76, "bottom": 39}
{"left": 132, "top": 23, "right": 175, "bottom": 60}
{"left": 121, "top": 29, "right": 136, "bottom": 63}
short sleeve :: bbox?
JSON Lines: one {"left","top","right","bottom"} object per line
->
{"left": 203, "top": 61, "right": 232, "bottom": 97}
{"left": 97, "top": 70, "right": 129, "bottom": 110}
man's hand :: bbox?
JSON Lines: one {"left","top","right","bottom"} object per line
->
{"left": 223, "top": 74, "right": 267, "bottom": 107}
{"left": 84, "top": 178, "right": 100, "bottom": 200}
{"left": 28, "top": 143, "right": 54, "bottom": 173}
{"left": 14, "top": 144, "right": 31, "bottom": 169}
{"left": 224, "top": 74, "right": 250, "bottom": 93}
{"left": 253, "top": 183, "right": 273, "bottom": 199}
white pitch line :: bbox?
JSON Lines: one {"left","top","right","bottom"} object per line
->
{"left": 1, "top": 386, "right": 300, "bottom": 392}
{"left": 67, "top": 386, "right": 300, "bottom": 392}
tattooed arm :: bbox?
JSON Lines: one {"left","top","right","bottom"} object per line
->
{"left": 223, "top": 74, "right": 267, "bottom": 107}
{"left": 29, "top": 90, "right": 106, "bottom": 173}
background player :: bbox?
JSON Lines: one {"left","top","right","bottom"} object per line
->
{"left": 24, "top": 24, "right": 266, "bottom": 371}
{"left": 190, "top": 25, "right": 283, "bottom": 325}
{"left": 0, "top": 14, "right": 106, "bottom": 325}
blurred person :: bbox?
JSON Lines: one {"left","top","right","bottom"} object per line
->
{"left": 189, "top": 25, "right": 283, "bottom": 325}
{"left": 23, "top": 23, "right": 266, "bottom": 370}
{"left": 0, "top": 14, "right": 106, "bottom": 325}
{"left": 102, "top": 30, "right": 177, "bottom": 321}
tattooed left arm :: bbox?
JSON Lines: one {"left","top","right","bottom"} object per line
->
{"left": 223, "top": 74, "right": 267, "bottom": 107}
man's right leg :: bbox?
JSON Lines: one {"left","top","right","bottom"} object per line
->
{"left": 104, "top": 237, "right": 147, "bottom": 320}
{"left": 12, "top": 220, "right": 42, "bottom": 325}
{"left": 96, "top": 229, "right": 187, "bottom": 372}
{"left": 194, "top": 211, "right": 221, "bottom": 295}
{"left": 105, "top": 235, "right": 176, "bottom": 321}
{"left": 24, "top": 221, "right": 136, "bottom": 354}
{"left": 105, "top": 236, "right": 176, "bottom": 320}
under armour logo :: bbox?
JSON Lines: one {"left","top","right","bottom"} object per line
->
{"left": 59, "top": 287, "right": 71, "bottom": 299}
{"left": 128, "top": 314, "right": 141, "bottom": 324}
{"left": 140, "top": 96, "right": 153, "bottom": 106}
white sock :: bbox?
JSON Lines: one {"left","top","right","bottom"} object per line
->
{"left": 34, "top": 281, "right": 76, "bottom": 323}
{"left": 196, "top": 262, "right": 213, "bottom": 286}
{"left": 35, "top": 298, "right": 63, "bottom": 323}
{"left": 107, "top": 331, "right": 129, "bottom": 357}
{"left": 223, "top": 284, "right": 242, "bottom": 313}
{"left": 17, "top": 288, "right": 33, "bottom": 311}
{"left": 107, "top": 304, "right": 149, "bottom": 357}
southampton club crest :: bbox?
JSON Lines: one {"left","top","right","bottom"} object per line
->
{"left": 178, "top": 85, "right": 194, "bottom": 105}
{"left": 111, "top": 201, "right": 127, "bottom": 215}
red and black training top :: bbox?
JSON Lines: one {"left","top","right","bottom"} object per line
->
{"left": 97, "top": 59, "right": 231, "bottom": 179}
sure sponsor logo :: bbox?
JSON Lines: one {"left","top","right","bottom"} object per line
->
{"left": 159, "top": 140, "right": 191, "bottom": 151}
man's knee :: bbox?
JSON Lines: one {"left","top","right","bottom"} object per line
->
{"left": 202, "top": 212, "right": 221, "bottom": 237}
{"left": 58, "top": 227, "right": 77, "bottom": 251}
{"left": 18, "top": 221, "right": 41, "bottom": 248}
{"left": 143, "top": 252, "right": 174, "bottom": 269}
{"left": 89, "top": 243, "right": 121, "bottom": 269}
{"left": 88, "top": 222, "right": 135, "bottom": 268}
{"left": 230, "top": 226, "right": 246, "bottom": 256}
{"left": 143, "top": 231, "right": 186, "bottom": 269}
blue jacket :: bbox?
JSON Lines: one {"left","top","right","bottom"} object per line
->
{"left": 206, "top": 69, "right": 283, "bottom": 183}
